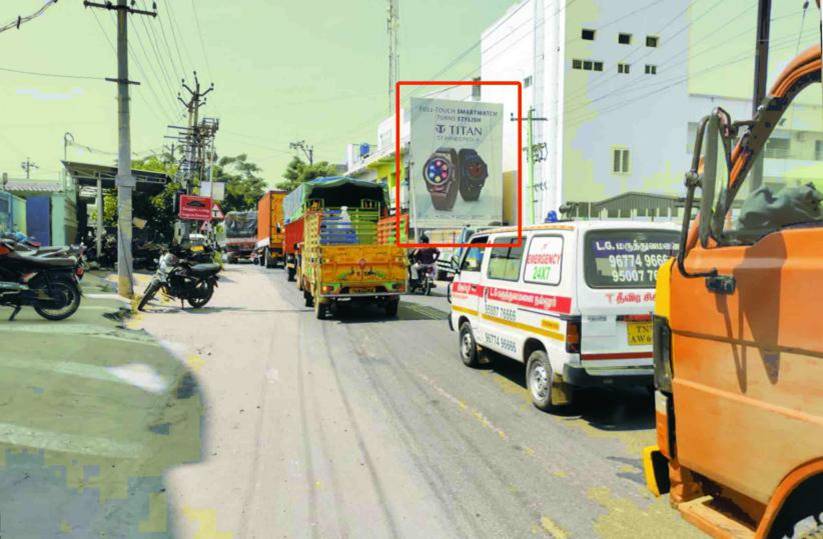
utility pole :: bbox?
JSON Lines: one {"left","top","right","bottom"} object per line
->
{"left": 63, "top": 132, "right": 74, "bottom": 192}
{"left": 289, "top": 140, "right": 314, "bottom": 165}
{"left": 387, "top": 0, "right": 399, "bottom": 115}
{"left": 84, "top": 0, "right": 157, "bottom": 298}
{"left": 20, "top": 158, "right": 38, "bottom": 179}
{"left": 174, "top": 72, "right": 214, "bottom": 194}
{"left": 750, "top": 0, "right": 771, "bottom": 192}
{"left": 511, "top": 108, "right": 547, "bottom": 225}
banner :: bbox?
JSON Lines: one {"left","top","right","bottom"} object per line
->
{"left": 409, "top": 97, "right": 503, "bottom": 229}
{"left": 178, "top": 194, "right": 213, "bottom": 221}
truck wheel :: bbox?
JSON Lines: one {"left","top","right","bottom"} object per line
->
{"left": 287, "top": 267, "right": 296, "bottom": 282}
{"left": 385, "top": 297, "right": 399, "bottom": 317}
{"left": 459, "top": 322, "right": 480, "bottom": 367}
{"left": 315, "top": 301, "right": 327, "bottom": 319}
{"left": 303, "top": 290, "right": 313, "bottom": 307}
{"left": 264, "top": 248, "right": 273, "bottom": 268}
{"left": 526, "top": 350, "right": 560, "bottom": 412}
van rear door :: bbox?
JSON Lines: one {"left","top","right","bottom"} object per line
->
{"left": 577, "top": 228, "right": 679, "bottom": 374}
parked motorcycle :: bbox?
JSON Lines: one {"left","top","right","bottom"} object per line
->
{"left": 0, "top": 239, "right": 82, "bottom": 321}
{"left": 137, "top": 249, "right": 221, "bottom": 311}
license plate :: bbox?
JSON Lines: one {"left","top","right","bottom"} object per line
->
{"left": 191, "top": 245, "right": 204, "bottom": 252}
{"left": 627, "top": 322, "right": 652, "bottom": 346}
{"left": 352, "top": 287, "right": 375, "bottom": 294}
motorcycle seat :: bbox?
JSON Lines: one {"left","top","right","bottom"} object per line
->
{"left": 190, "top": 263, "right": 221, "bottom": 276}
{"left": 18, "top": 253, "right": 77, "bottom": 269}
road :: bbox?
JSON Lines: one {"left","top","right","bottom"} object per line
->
{"left": 133, "top": 263, "right": 701, "bottom": 539}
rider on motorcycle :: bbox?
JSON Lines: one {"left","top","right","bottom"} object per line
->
{"left": 409, "top": 235, "right": 440, "bottom": 283}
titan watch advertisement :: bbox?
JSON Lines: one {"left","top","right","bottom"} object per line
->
{"left": 409, "top": 97, "right": 503, "bottom": 228}
{"left": 423, "top": 148, "right": 460, "bottom": 210}
{"left": 458, "top": 148, "right": 488, "bottom": 201}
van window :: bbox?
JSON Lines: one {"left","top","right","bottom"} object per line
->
{"left": 524, "top": 235, "right": 563, "bottom": 285}
{"left": 459, "top": 236, "right": 487, "bottom": 272}
{"left": 584, "top": 229, "right": 678, "bottom": 289}
{"left": 486, "top": 237, "right": 524, "bottom": 281}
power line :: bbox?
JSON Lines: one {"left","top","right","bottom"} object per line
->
{"left": 0, "top": 0, "right": 58, "bottom": 34}
{"left": 131, "top": 7, "right": 179, "bottom": 108}
{"left": 190, "top": 0, "right": 213, "bottom": 81}
{"left": 0, "top": 66, "right": 105, "bottom": 81}
{"left": 129, "top": 17, "right": 178, "bottom": 116}
{"left": 138, "top": 0, "right": 183, "bottom": 81}
{"left": 164, "top": 0, "right": 195, "bottom": 71}
{"left": 151, "top": 0, "right": 186, "bottom": 77}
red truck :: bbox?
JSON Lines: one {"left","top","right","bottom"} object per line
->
{"left": 254, "top": 190, "right": 286, "bottom": 268}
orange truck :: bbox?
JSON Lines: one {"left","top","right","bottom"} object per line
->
{"left": 643, "top": 41, "right": 823, "bottom": 538}
{"left": 255, "top": 190, "right": 286, "bottom": 268}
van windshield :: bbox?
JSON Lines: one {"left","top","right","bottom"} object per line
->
{"left": 584, "top": 229, "right": 678, "bottom": 289}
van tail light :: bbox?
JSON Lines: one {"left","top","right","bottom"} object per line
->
{"left": 321, "top": 285, "right": 334, "bottom": 294}
{"left": 0, "top": 245, "right": 9, "bottom": 256}
{"left": 565, "top": 318, "right": 581, "bottom": 354}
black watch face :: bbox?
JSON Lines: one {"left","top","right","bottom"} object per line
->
{"left": 424, "top": 156, "right": 453, "bottom": 186}
{"left": 462, "top": 156, "right": 487, "bottom": 182}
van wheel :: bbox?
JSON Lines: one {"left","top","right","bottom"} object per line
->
{"left": 304, "top": 290, "right": 313, "bottom": 307}
{"left": 459, "top": 322, "right": 480, "bottom": 367}
{"left": 315, "top": 301, "right": 327, "bottom": 319}
{"left": 527, "top": 350, "right": 559, "bottom": 412}
{"left": 385, "top": 297, "right": 399, "bottom": 317}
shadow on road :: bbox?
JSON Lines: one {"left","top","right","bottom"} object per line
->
{"left": 483, "top": 353, "right": 654, "bottom": 433}
{"left": 331, "top": 300, "right": 450, "bottom": 323}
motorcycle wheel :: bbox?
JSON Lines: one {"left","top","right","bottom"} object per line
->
{"left": 137, "top": 279, "right": 162, "bottom": 311}
{"left": 187, "top": 280, "right": 214, "bottom": 309}
{"left": 33, "top": 279, "right": 81, "bottom": 321}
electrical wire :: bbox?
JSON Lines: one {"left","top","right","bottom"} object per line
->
{"left": 143, "top": 0, "right": 185, "bottom": 78}
{"left": 0, "top": 0, "right": 57, "bottom": 34}
{"left": 190, "top": 0, "right": 213, "bottom": 81}
{"left": 164, "top": 0, "right": 195, "bottom": 73}
{"left": 0, "top": 66, "right": 105, "bottom": 81}
{"left": 129, "top": 16, "right": 179, "bottom": 116}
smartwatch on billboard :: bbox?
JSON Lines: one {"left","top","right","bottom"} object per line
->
{"left": 423, "top": 147, "right": 459, "bottom": 211}
{"left": 458, "top": 149, "right": 488, "bottom": 201}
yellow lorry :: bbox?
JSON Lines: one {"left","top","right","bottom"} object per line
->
{"left": 285, "top": 177, "right": 407, "bottom": 319}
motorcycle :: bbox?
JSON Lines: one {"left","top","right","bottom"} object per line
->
{"left": 0, "top": 234, "right": 87, "bottom": 281}
{"left": 0, "top": 238, "right": 82, "bottom": 321}
{"left": 137, "top": 249, "right": 221, "bottom": 311}
{"left": 408, "top": 255, "right": 435, "bottom": 296}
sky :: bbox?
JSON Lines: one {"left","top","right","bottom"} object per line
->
{"left": 0, "top": 0, "right": 517, "bottom": 185}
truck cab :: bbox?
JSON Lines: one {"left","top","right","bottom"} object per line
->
{"left": 645, "top": 45, "right": 823, "bottom": 538}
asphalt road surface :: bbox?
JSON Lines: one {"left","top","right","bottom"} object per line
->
{"left": 132, "top": 263, "right": 701, "bottom": 539}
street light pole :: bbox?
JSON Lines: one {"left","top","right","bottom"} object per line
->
{"left": 63, "top": 132, "right": 74, "bottom": 192}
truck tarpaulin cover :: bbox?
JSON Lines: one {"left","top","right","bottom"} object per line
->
{"left": 283, "top": 176, "right": 389, "bottom": 224}
{"left": 225, "top": 211, "right": 258, "bottom": 238}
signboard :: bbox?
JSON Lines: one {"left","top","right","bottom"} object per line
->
{"left": 178, "top": 194, "right": 213, "bottom": 221}
{"left": 200, "top": 181, "right": 226, "bottom": 201}
{"left": 211, "top": 202, "right": 224, "bottom": 220}
{"left": 524, "top": 236, "right": 563, "bottom": 285}
{"left": 409, "top": 97, "right": 503, "bottom": 229}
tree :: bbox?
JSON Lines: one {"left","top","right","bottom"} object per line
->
{"left": 213, "top": 154, "right": 266, "bottom": 212}
{"left": 276, "top": 156, "right": 339, "bottom": 191}
{"left": 101, "top": 152, "right": 267, "bottom": 240}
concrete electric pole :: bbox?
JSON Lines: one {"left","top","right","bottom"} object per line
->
{"left": 511, "top": 109, "right": 547, "bottom": 225}
{"left": 84, "top": 0, "right": 157, "bottom": 298}
{"left": 20, "top": 158, "right": 38, "bottom": 179}
{"left": 387, "top": 0, "right": 399, "bottom": 115}
{"left": 289, "top": 140, "right": 314, "bottom": 166}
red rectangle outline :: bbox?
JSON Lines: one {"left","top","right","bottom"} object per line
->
{"left": 394, "top": 80, "right": 523, "bottom": 249}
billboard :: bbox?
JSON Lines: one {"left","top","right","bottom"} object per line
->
{"left": 409, "top": 97, "right": 503, "bottom": 229}
{"left": 178, "top": 194, "right": 213, "bottom": 221}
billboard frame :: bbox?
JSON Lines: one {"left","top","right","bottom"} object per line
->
{"left": 394, "top": 80, "right": 523, "bottom": 249}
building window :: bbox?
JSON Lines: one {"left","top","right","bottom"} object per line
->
{"left": 523, "top": 75, "right": 533, "bottom": 88}
{"left": 618, "top": 33, "right": 632, "bottom": 45}
{"left": 471, "top": 76, "right": 481, "bottom": 100}
{"left": 645, "top": 64, "right": 657, "bottom": 75}
{"left": 646, "top": 35, "right": 659, "bottom": 47}
{"left": 617, "top": 63, "right": 630, "bottom": 74}
{"left": 612, "top": 147, "right": 630, "bottom": 174}
{"left": 764, "top": 137, "right": 790, "bottom": 159}
{"left": 573, "top": 59, "right": 604, "bottom": 71}
{"left": 581, "top": 28, "right": 596, "bottom": 40}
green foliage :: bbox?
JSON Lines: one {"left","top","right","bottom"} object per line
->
{"left": 214, "top": 154, "right": 266, "bottom": 212}
{"left": 101, "top": 152, "right": 266, "bottom": 241}
{"left": 276, "top": 156, "right": 339, "bottom": 191}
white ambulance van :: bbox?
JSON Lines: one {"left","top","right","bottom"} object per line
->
{"left": 448, "top": 220, "right": 679, "bottom": 412}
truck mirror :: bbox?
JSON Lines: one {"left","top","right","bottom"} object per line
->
{"left": 699, "top": 115, "right": 719, "bottom": 249}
